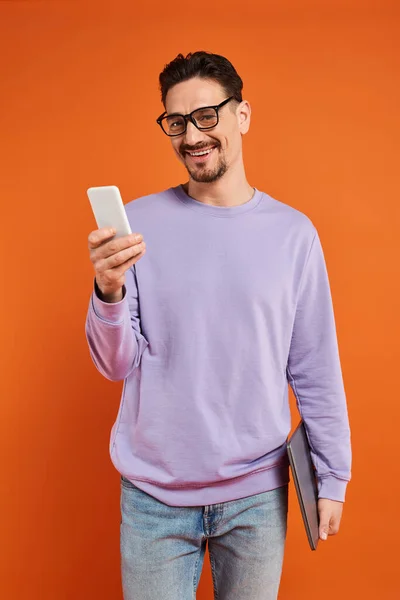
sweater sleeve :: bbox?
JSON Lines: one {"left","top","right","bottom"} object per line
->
{"left": 286, "top": 230, "right": 352, "bottom": 502}
{"left": 85, "top": 266, "right": 149, "bottom": 381}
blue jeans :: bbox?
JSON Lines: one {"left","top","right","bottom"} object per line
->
{"left": 120, "top": 477, "right": 288, "bottom": 600}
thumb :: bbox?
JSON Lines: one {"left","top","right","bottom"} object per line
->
{"left": 319, "top": 509, "right": 330, "bottom": 541}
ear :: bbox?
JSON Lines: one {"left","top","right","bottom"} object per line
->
{"left": 236, "top": 100, "right": 251, "bottom": 134}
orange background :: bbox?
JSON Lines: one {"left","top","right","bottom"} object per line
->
{"left": 1, "top": 1, "right": 399, "bottom": 598}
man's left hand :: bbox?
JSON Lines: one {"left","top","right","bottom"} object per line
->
{"left": 318, "top": 498, "right": 343, "bottom": 541}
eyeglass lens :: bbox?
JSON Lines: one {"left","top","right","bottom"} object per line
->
{"left": 163, "top": 107, "right": 218, "bottom": 135}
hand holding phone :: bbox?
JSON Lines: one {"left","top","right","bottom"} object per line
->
{"left": 87, "top": 186, "right": 146, "bottom": 302}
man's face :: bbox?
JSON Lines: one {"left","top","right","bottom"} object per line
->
{"left": 164, "top": 77, "right": 250, "bottom": 184}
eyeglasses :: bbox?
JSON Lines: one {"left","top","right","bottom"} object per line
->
{"left": 156, "top": 97, "right": 235, "bottom": 137}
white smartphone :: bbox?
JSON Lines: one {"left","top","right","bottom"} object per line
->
{"left": 87, "top": 185, "right": 132, "bottom": 238}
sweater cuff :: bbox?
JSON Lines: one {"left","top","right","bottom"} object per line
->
{"left": 318, "top": 476, "right": 349, "bottom": 502}
{"left": 91, "top": 281, "right": 127, "bottom": 324}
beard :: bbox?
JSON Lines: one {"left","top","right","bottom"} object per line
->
{"left": 181, "top": 144, "right": 228, "bottom": 183}
{"left": 186, "top": 158, "right": 228, "bottom": 183}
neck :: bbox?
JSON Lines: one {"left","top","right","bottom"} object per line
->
{"left": 184, "top": 162, "right": 254, "bottom": 208}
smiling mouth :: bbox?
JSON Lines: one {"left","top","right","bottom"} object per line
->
{"left": 185, "top": 146, "right": 217, "bottom": 160}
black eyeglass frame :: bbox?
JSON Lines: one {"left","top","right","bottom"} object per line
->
{"left": 156, "top": 96, "right": 235, "bottom": 136}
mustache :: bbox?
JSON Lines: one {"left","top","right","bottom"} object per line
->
{"left": 180, "top": 142, "right": 220, "bottom": 154}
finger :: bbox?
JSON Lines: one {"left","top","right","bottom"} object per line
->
{"left": 98, "top": 242, "right": 146, "bottom": 271}
{"left": 113, "top": 248, "right": 146, "bottom": 278}
{"left": 319, "top": 510, "right": 330, "bottom": 541}
{"left": 97, "top": 233, "right": 144, "bottom": 259}
{"left": 96, "top": 249, "right": 146, "bottom": 296}
{"left": 88, "top": 228, "right": 116, "bottom": 249}
{"left": 328, "top": 515, "right": 341, "bottom": 536}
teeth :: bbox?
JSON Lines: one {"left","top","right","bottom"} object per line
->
{"left": 189, "top": 148, "right": 214, "bottom": 156}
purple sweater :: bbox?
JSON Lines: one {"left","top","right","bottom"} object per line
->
{"left": 85, "top": 185, "right": 351, "bottom": 507}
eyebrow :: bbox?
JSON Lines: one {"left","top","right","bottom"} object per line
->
{"left": 166, "top": 103, "right": 217, "bottom": 117}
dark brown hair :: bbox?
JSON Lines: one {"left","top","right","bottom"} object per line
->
{"left": 159, "top": 51, "right": 243, "bottom": 106}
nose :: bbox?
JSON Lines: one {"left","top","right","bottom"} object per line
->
{"left": 183, "top": 120, "right": 206, "bottom": 146}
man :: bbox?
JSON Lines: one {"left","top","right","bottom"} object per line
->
{"left": 85, "top": 51, "right": 351, "bottom": 600}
